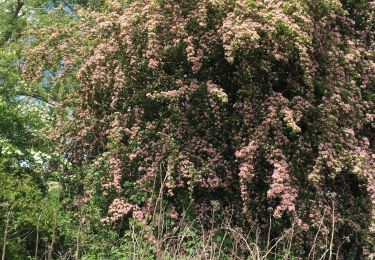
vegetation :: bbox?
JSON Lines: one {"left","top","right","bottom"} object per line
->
{"left": 0, "top": 0, "right": 374, "bottom": 259}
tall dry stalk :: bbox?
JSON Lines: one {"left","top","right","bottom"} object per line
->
{"left": 35, "top": 214, "right": 41, "bottom": 260}
{"left": 2, "top": 206, "right": 12, "bottom": 260}
{"left": 328, "top": 198, "right": 336, "bottom": 260}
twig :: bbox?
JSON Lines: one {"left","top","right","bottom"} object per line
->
{"left": 328, "top": 199, "right": 336, "bottom": 260}
{"left": 308, "top": 208, "right": 327, "bottom": 260}
{"left": 35, "top": 214, "right": 42, "bottom": 260}
{"left": 2, "top": 207, "right": 13, "bottom": 260}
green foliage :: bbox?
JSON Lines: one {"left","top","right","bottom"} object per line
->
{"left": 0, "top": 0, "right": 374, "bottom": 259}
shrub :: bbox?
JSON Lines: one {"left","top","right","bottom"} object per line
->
{"left": 24, "top": 0, "right": 374, "bottom": 258}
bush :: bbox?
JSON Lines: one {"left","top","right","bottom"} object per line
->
{"left": 19, "top": 0, "right": 375, "bottom": 258}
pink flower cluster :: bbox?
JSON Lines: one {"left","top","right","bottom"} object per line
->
{"left": 266, "top": 150, "right": 298, "bottom": 218}
{"left": 101, "top": 199, "right": 134, "bottom": 223}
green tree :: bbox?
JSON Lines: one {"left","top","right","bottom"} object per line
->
{"left": 0, "top": 0, "right": 55, "bottom": 258}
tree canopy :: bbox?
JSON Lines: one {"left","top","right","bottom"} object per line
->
{"left": 1, "top": 0, "right": 374, "bottom": 258}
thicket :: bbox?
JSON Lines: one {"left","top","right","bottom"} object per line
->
{"left": 1, "top": 0, "right": 374, "bottom": 259}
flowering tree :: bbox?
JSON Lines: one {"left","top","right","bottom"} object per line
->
{"left": 24, "top": 0, "right": 374, "bottom": 257}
